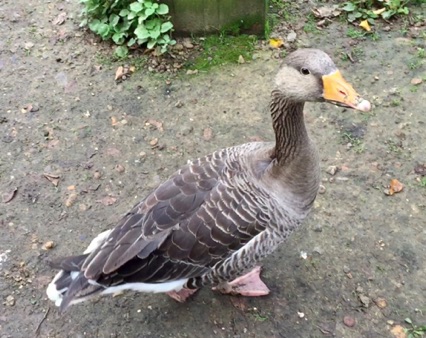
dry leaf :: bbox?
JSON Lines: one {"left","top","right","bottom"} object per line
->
{"left": 98, "top": 196, "right": 117, "bottom": 206}
{"left": 53, "top": 12, "right": 67, "bottom": 25}
{"left": 43, "top": 173, "right": 60, "bottom": 187}
{"left": 115, "top": 66, "right": 124, "bottom": 81}
{"left": 111, "top": 116, "right": 119, "bottom": 126}
{"left": 65, "top": 193, "right": 78, "bottom": 207}
{"left": 312, "top": 5, "right": 341, "bottom": 18}
{"left": 129, "top": 65, "right": 136, "bottom": 73}
{"left": 390, "top": 325, "right": 407, "bottom": 338}
{"left": 149, "top": 138, "right": 158, "bottom": 146}
{"left": 359, "top": 20, "right": 371, "bottom": 32}
{"left": 2, "top": 187, "right": 18, "bottom": 203}
{"left": 389, "top": 178, "right": 404, "bottom": 195}
{"left": 147, "top": 119, "right": 164, "bottom": 132}
{"left": 269, "top": 38, "right": 283, "bottom": 48}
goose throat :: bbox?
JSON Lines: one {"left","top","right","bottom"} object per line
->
{"left": 270, "top": 91, "right": 309, "bottom": 163}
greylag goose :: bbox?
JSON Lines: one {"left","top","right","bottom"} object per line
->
{"left": 47, "top": 49, "right": 370, "bottom": 311}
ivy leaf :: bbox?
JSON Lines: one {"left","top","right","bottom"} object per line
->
{"left": 115, "top": 46, "right": 128, "bottom": 58}
{"left": 341, "top": 2, "right": 356, "bottom": 11}
{"left": 160, "top": 21, "right": 173, "bottom": 33}
{"left": 129, "top": 2, "right": 143, "bottom": 13}
{"left": 119, "top": 9, "right": 130, "bottom": 17}
{"left": 149, "top": 26, "right": 161, "bottom": 39}
{"left": 157, "top": 4, "right": 169, "bottom": 15}
{"left": 134, "top": 25, "right": 150, "bottom": 39}
{"left": 145, "top": 7, "right": 156, "bottom": 17}
{"left": 88, "top": 19, "right": 101, "bottom": 32}
{"left": 109, "top": 14, "right": 120, "bottom": 27}
{"left": 147, "top": 39, "right": 157, "bottom": 49}
{"left": 112, "top": 31, "right": 125, "bottom": 44}
{"left": 127, "top": 37, "right": 136, "bottom": 47}
{"left": 144, "top": 1, "right": 153, "bottom": 8}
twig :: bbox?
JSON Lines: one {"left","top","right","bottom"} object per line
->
{"left": 35, "top": 307, "right": 50, "bottom": 335}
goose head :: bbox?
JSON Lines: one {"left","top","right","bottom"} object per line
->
{"left": 275, "top": 49, "right": 371, "bottom": 112}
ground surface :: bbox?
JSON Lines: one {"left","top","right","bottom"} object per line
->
{"left": 1, "top": 1, "right": 425, "bottom": 337}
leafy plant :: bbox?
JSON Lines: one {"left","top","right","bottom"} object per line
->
{"left": 341, "top": 0, "right": 412, "bottom": 25}
{"left": 404, "top": 318, "right": 426, "bottom": 338}
{"left": 80, "top": 0, "right": 176, "bottom": 57}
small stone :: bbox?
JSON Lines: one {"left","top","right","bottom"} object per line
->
{"left": 287, "top": 31, "right": 297, "bottom": 42}
{"left": 93, "top": 171, "right": 102, "bottom": 179}
{"left": 149, "top": 138, "right": 158, "bottom": 146}
{"left": 313, "top": 224, "right": 323, "bottom": 232}
{"left": 186, "top": 69, "right": 198, "bottom": 75}
{"left": 359, "top": 294, "right": 370, "bottom": 308}
{"left": 238, "top": 55, "right": 245, "bottom": 64}
{"left": 313, "top": 246, "right": 323, "bottom": 255}
{"left": 343, "top": 316, "right": 356, "bottom": 327}
{"left": 43, "top": 241, "right": 55, "bottom": 250}
{"left": 343, "top": 265, "right": 351, "bottom": 273}
{"left": 174, "top": 43, "right": 184, "bottom": 51}
{"left": 374, "top": 297, "right": 387, "bottom": 309}
{"left": 182, "top": 39, "right": 194, "bottom": 49}
{"left": 410, "top": 78, "right": 422, "bottom": 85}
{"left": 326, "top": 165, "right": 338, "bottom": 175}
{"left": 382, "top": 26, "right": 391, "bottom": 32}
{"left": 6, "top": 295, "right": 15, "bottom": 306}
{"left": 175, "top": 101, "right": 184, "bottom": 108}
{"left": 115, "top": 164, "right": 125, "bottom": 173}
{"left": 318, "top": 184, "right": 326, "bottom": 194}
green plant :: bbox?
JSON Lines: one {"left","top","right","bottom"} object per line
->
{"left": 346, "top": 27, "right": 366, "bottom": 38}
{"left": 420, "top": 177, "right": 426, "bottom": 187}
{"left": 80, "top": 0, "right": 176, "bottom": 57}
{"left": 417, "top": 48, "right": 426, "bottom": 59}
{"left": 343, "top": 133, "right": 365, "bottom": 153}
{"left": 404, "top": 318, "right": 426, "bottom": 338}
{"left": 341, "top": 0, "right": 411, "bottom": 25}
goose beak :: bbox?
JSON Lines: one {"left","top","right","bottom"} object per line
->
{"left": 322, "top": 70, "right": 371, "bottom": 112}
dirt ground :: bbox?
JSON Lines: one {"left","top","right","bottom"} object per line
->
{"left": 1, "top": 0, "right": 425, "bottom": 337}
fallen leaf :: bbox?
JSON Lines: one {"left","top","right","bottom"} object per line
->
{"left": 238, "top": 55, "right": 245, "bottom": 64}
{"left": 373, "top": 8, "right": 386, "bottom": 15}
{"left": 43, "top": 173, "right": 60, "bottom": 187}
{"left": 2, "top": 187, "right": 18, "bottom": 203}
{"left": 359, "top": 20, "right": 371, "bottom": 32}
{"left": 203, "top": 127, "right": 213, "bottom": 141}
{"left": 389, "top": 178, "right": 404, "bottom": 195}
{"left": 98, "top": 196, "right": 117, "bottom": 206}
{"left": 115, "top": 66, "right": 124, "bottom": 81}
{"left": 111, "top": 116, "right": 119, "bottom": 126}
{"left": 390, "top": 325, "right": 407, "bottom": 338}
{"left": 269, "top": 38, "right": 283, "bottom": 48}
{"left": 147, "top": 119, "right": 164, "bottom": 132}
{"left": 129, "top": 65, "right": 136, "bottom": 73}
{"left": 53, "top": 12, "right": 67, "bottom": 25}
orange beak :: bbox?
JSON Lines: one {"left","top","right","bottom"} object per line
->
{"left": 322, "top": 70, "right": 371, "bottom": 112}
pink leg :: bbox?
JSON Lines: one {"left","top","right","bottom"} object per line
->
{"left": 213, "top": 266, "right": 270, "bottom": 296}
{"left": 166, "top": 288, "right": 198, "bottom": 302}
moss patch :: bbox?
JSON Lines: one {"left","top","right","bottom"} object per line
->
{"left": 186, "top": 34, "right": 257, "bottom": 71}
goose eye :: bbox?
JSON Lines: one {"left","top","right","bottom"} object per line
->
{"left": 300, "top": 67, "right": 310, "bottom": 75}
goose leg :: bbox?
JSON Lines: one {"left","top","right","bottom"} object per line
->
{"left": 167, "top": 288, "right": 198, "bottom": 302}
{"left": 214, "top": 266, "right": 270, "bottom": 296}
